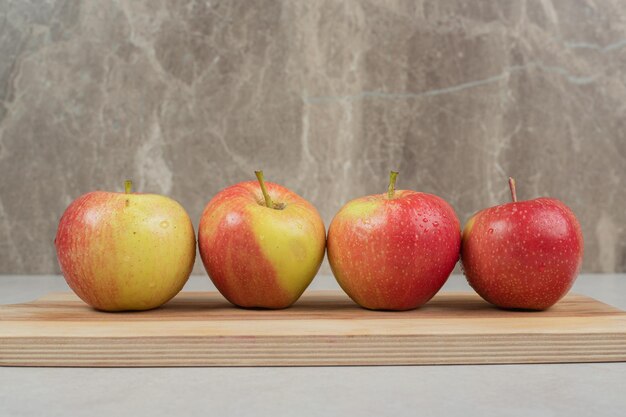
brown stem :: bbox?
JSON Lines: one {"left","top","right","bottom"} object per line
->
{"left": 254, "top": 171, "right": 273, "bottom": 208}
{"left": 508, "top": 177, "right": 517, "bottom": 202}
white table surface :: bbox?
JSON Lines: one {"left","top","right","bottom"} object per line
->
{"left": 1, "top": 273, "right": 625, "bottom": 417}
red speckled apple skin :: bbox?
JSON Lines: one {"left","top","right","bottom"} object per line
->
{"left": 461, "top": 198, "right": 584, "bottom": 310}
{"left": 327, "top": 190, "right": 461, "bottom": 311}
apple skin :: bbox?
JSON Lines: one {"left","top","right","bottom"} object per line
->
{"left": 327, "top": 190, "right": 461, "bottom": 311}
{"left": 461, "top": 198, "right": 584, "bottom": 310}
{"left": 198, "top": 181, "right": 326, "bottom": 309}
{"left": 55, "top": 191, "right": 196, "bottom": 311}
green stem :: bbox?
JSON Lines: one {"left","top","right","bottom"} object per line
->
{"left": 508, "top": 177, "right": 517, "bottom": 202}
{"left": 255, "top": 171, "right": 273, "bottom": 208}
{"left": 387, "top": 171, "right": 399, "bottom": 199}
{"left": 124, "top": 180, "right": 133, "bottom": 194}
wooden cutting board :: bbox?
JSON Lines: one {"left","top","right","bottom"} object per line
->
{"left": 1, "top": 291, "right": 626, "bottom": 367}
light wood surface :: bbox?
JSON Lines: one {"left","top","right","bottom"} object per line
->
{"left": 1, "top": 291, "right": 625, "bottom": 366}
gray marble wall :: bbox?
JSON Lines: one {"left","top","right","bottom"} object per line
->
{"left": 0, "top": 0, "right": 625, "bottom": 275}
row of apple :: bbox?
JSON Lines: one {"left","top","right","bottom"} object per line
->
{"left": 55, "top": 171, "right": 583, "bottom": 312}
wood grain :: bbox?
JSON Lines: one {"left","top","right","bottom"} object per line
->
{"left": 1, "top": 291, "right": 626, "bottom": 366}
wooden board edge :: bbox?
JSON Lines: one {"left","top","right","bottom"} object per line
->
{"left": 2, "top": 332, "right": 626, "bottom": 367}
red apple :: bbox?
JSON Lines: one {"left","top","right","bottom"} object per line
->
{"left": 461, "top": 177, "right": 584, "bottom": 310}
{"left": 55, "top": 181, "right": 196, "bottom": 311}
{"left": 327, "top": 172, "right": 461, "bottom": 310}
{"left": 198, "top": 171, "right": 326, "bottom": 309}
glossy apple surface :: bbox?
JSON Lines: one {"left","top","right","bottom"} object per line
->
{"left": 327, "top": 173, "right": 461, "bottom": 311}
{"left": 461, "top": 180, "right": 584, "bottom": 310}
{"left": 55, "top": 185, "right": 196, "bottom": 311}
{"left": 198, "top": 173, "right": 326, "bottom": 309}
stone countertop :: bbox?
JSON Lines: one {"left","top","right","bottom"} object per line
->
{"left": 1, "top": 274, "right": 625, "bottom": 417}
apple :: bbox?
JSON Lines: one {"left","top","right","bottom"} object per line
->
{"left": 198, "top": 171, "right": 326, "bottom": 309}
{"left": 461, "top": 177, "right": 584, "bottom": 310}
{"left": 55, "top": 181, "right": 196, "bottom": 311}
{"left": 327, "top": 171, "right": 461, "bottom": 310}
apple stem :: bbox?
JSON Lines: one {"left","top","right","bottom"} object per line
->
{"left": 508, "top": 177, "right": 517, "bottom": 202}
{"left": 387, "top": 171, "right": 399, "bottom": 199}
{"left": 255, "top": 171, "right": 273, "bottom": 208}
{"left": 124, "top": 180, "right": 132, "bottom": 194}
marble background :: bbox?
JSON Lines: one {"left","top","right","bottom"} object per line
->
{"left": 0, "top": 0, "right": 625, "bottom": 275}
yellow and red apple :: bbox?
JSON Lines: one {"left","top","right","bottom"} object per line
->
{"left": 198, "top": 171, "right": 326, "bottom": 309}
{"left": 327, "top": 172, "right": 461, "bottom": 310}
{"left": 461, "top": 178, "right": 584, "bottom": 310}
{"left": 55, "top": 181, "right": 196, "bottom": 311}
